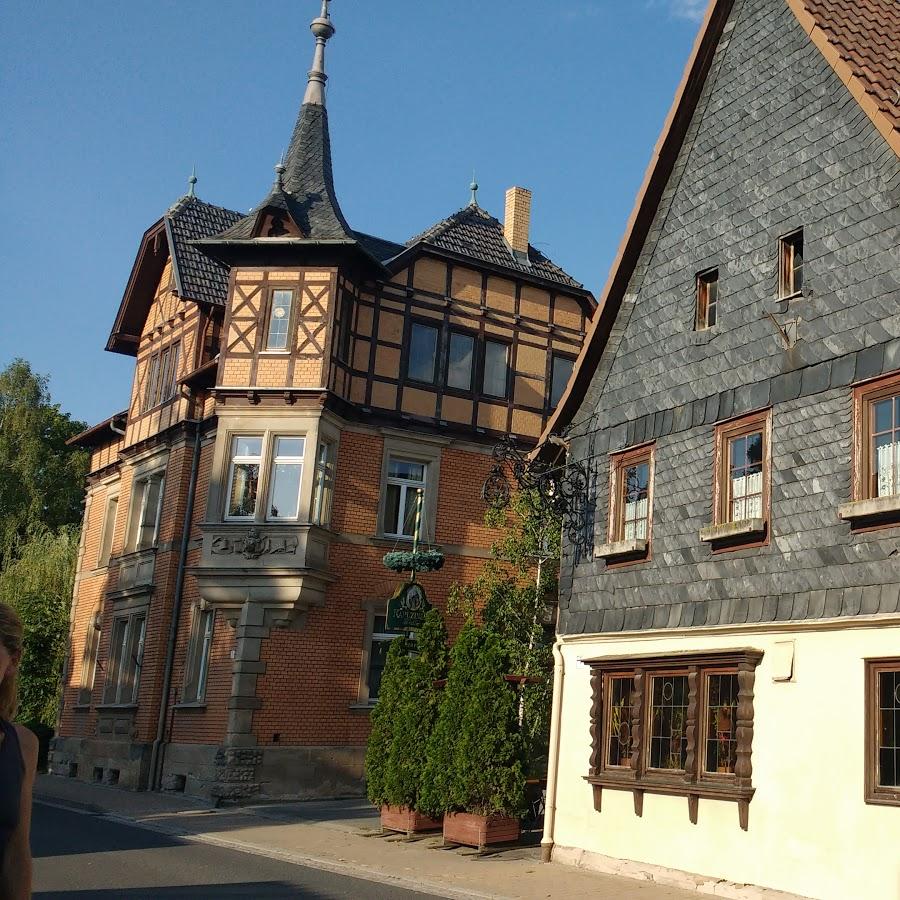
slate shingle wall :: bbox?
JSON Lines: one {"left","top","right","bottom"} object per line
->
{"left": 559, "top": 0, "right": 900, "bottom": 636}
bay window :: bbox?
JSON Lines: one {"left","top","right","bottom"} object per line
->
{"left": 226, "top": 436, "right": 263, "bottom": 519}
{"left": 311, "top": 440, "right": 336, "bottom": 526}
{"left": 267, "top": 437, "right": 305, "bottom": 520}
{"left": 587, "top": 649, "right": 762, "bottom": 829}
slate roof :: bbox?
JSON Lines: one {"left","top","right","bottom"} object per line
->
{"left": 165, "top": 195, "right": 242, "bottom": 307}
{"left": 210, "top": 104, "right": 355, "bottom": 244}
{"left": 801, "top": 0, "right": 900, "bottom": 134}
{"left": 353, "top": 231, "right": 405, "bottom": 263}
{"left": 407, "top": 203, "right": 584, "bottom": 290}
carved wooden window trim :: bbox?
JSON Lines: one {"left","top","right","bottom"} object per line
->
{"left": 586, "top": 648, "right": 763, "bottom": 829}
{"left": 865, "top": 658, "right": 900, "bottom": 806}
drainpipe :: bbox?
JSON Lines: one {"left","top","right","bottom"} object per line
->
{"left": 148, "top": 418, "right": 202, "bottom": 791}
{"left": 540, "top": 638, "right": 566, "bottom": 864}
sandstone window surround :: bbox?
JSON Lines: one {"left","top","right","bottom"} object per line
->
{"left": 865, "top": 658, "right": 900, "bottom": 806}
{"left": 181, "top": 604, "right": 216, "bottom": 705}
{"left": 126, "top": 468, "right": 166, "bottom": 554}
{"left": 353, "top": 604, "right": 405, "bottom": 708}
{"left": 700, "top": 409, "right": 771, "bottom": 549}
{"left": 310, "top": 439, "right": 336, "bottom": 527}
{"left": 76, "top": 608, "right": 103, "bottom": 707}
{"left": 778, "top": 228, "right": 804, "bottom": 300}
{"left": 376, "top": 432, "right": 444, "bottom": 543}
{"left": 595, "top": 442, "right": 654, "bottom": 564}
{"left": 840, "top": 370, "right": 900, "bottom": 528}
{"left": 142, "top": 341, "right": 181, "bottom": 413}
{"left": 96, "top": 486, "right": 120, "bottom": 569}
{"left": 695, "top": 267, "right": 719, "bottom": 331}
{"left": 585, "top": 648, "right": 763, "bottom": 829}
{"left": 101, "top": 609, "right": 147, "bottom": 707}
{"left": 262, "top": 287, "right": 295, "bottom": 352}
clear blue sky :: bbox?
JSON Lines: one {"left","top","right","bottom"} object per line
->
{"left": 1, "top": 0, "right": 704, "bottom": 426}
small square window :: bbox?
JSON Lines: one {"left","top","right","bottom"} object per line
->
{"left": 696, "top": 269, "right": 718, "bottom": 330}
{"left": 778, "top": 229, "right": 803, "bottom": 298}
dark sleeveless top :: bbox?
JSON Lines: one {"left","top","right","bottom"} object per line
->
{"left": 0, "top": 719, "right": 23, "bottom": 861}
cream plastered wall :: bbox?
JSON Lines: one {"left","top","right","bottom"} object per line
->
{"left": 551, "top": 620, "right": 900, "bottom": 900}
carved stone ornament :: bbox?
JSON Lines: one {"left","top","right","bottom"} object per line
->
{"left": 211, "top": 529, "right": 299, "bottom": 559}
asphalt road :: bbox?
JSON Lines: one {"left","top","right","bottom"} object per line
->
{"left": 31, "top": 801, "right": 445, "bottom": 899}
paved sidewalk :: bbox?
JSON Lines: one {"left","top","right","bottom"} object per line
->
{"left": 33, "top": 774, "right": 697, "bottom": 900}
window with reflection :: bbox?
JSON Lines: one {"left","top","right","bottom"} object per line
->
{"left": 384, "top": 457, "right": 426, "bottom": 538}
{"left": 482, "top": 340, "right": 509, "bottom": 398}
{"left": 311, "top": 441, "right": 336, "bottom": 526}
{"left": 550, "top": 355, "right": 575, "bottom": 408}
{"left": 867, "top": 659, "right": 900, "bottom": 805}
{"left": 265, "top": 289, "right": 294, "bottom": 351}
{"left": 714, "top": 411, "right": 770, "bottom": 530}
{"left": 408, "top": 323, "right": 439, "bottom": 383}
{"left": 609, "top": 445, "right": 653, "bottom": 551}
{"left": 226, "top": 436, "right": 263, "bottom": 519}
{"left": 447, "top": 331, "right": 475, "bottom": 391}
{"left": 870, "top": 392, "right": 900, "bottom": 498}
{"left": 267, "top": 437, "right": 305, "bottom": 520}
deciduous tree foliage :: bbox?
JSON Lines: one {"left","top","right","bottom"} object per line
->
{"left": 449, "top": 488, "right": 559, "bottom": 775}
{"left": 0, "top": 528, "right": 79, "bottom": 725}
{"left": 0, "top": 359, "right": 87, "bottom": 568}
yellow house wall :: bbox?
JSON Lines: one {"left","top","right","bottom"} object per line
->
{"left": 551, "top": 621, "right": 900, "bottom": 900}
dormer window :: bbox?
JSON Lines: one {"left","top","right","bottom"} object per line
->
{"left": 778, "top": 229, "right": 803, "bottom": 298}
{"left": 695, "top": 269, "right": 718, "bottom": 330}
{"left": 265, "top": 289, "right": 294, "bottom": 351}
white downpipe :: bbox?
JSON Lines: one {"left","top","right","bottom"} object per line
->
{"left": 540, "top": 638, "right": 566, "bottom": 863}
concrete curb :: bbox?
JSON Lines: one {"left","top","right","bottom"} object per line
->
{"left": 34, "top": 796, "right": 512, "bottom": 900}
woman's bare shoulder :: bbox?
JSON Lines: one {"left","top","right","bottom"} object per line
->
{"left": 13, "top": 724, "right": 38, "bottom": 768}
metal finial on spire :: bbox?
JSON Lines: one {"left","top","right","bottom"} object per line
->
{"left": 470, "top": 170, "right": 479, "bottom": 206}
{"left": 303, "top": 0, "right": 335, "bottom": 106}
{"left": 274, "top": 154, "right": 286, "bottom": 190}
{"left": 187, "top": 166, "right": 197, "bottom": 197}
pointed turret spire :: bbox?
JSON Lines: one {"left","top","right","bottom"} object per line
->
{"left": 187, "top": 166, "right": 197, "bottom": 197}
{"left": 303, "top": 0, "right": 334, "bottom": 106}
{"left": 470, "top": 171, "right": 479, "bottom": 207}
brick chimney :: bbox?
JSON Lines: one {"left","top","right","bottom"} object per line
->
{"left": 504, "top": 186, "right": 532, "bottom": 257}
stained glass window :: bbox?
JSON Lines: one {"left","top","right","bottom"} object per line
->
{"left": 877, "top": 668, "right": 900, "bottom": 788}
{"left": 649, "top": 675, "right": 689, "bottom": 770}
{"left": 705, "top": 673, "right": 739, "bottom": 774}
{"left": 605, "top": 676, "right": 634, "bottom": 767}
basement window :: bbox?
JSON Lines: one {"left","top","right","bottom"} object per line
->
{"left": 778, "top": 229, "right": 803, "bottom": 298}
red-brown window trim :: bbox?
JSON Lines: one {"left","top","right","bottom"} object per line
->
{"left": 865, "top": 657, "right": 900, "bottom": 807}
{"left": 707, "top": 409, "right": 771, "bottom": 549}
{"left": 695, "top": 268, "right": 718, "bottom": 331}
{"left": 852, "top": 371, "right": 900, "bottom": 504}
{"left": 607, "top": 442, "right": 655, "bottom": 561}
{"left": 585, "top": 649, "right": 762, "bottom": 829}
{"left": 778, "top": 228, "right": 803, "bottom": 299}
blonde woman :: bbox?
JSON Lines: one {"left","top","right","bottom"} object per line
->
{"left": 0, "top": 602, "right": 37, "bottom": 900}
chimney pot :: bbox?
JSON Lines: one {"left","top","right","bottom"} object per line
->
{"left": 504, "top": 186, "right": 532, "bottom": 257}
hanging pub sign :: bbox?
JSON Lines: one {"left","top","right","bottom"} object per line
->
{"left": 386, "top": 581, "right": 432, "bottom": 632}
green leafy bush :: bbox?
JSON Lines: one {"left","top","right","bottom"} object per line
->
{"left": 382, "top": 549, "right": 445, "bottom": 573}
{"left": 365, "top": 635, "right": 411, "bottom": 807}
{"left": 421, "top": 622, "right": 526, "bottom": 819}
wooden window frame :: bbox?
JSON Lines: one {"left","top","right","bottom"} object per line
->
{"left": 602, "top": 443, "right": 654, "bottom": 563}
{"left": 76, "top": 608, "right": 103, "bottom": 707}
{"left": 405, "top": 319, "right": 441, "bottom": 386}
{"left": 695, "top": 268, "right": 719, "bottom": 331}
{"left": 704, "top": 409, "right": 771, "bottom": 549}
{"left": 141, "top": 341, "right": 181, "bottom": 413}
{"left": 126, "top": 472, "right": 165, "bottom": 552}
{"left": 262, "top": 287, "right": 296, "bottom": 353}
{"left": 853, "top": 371, "right": 900, "bottom": 503}
{"left": 778, "top": 229, "right": 803, "bottom": 299}
{"left": 446, "top": 328, "right": 477, "bottom": 394}
{"left": 101, "top": 610, "right": 147, "bottom": 707}
{"left": 311, "top": 439, "right": 336, "bottom": 527}
{"left": 586, "top": 648, "right": 762, "bottom": 829}
{"left": 480, "top": 337, "right": 511, "bottom": 400}
{"left": 97, "top": 491, "right": 119, "bottom": 568}
{"left": 865, "top": 657, "right": 900, "bottom": 806}
{"left": 548, "top": 353, "right": 577, "bottom": 411}
{"left": 182, "top": 606, "right": 216, "bottom": 705}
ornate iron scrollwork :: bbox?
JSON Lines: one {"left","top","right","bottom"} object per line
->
{"left": 481, "top": 434, "right": 588, "bottom": 546}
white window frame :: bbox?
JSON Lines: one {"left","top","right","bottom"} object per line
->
{"left": 224, "top": 435, "right": 265, "bottom": 521}
{"left": 265, "top": 436, "right": 306, "bottom": 521}
{"left": 376, "top": 434, "right": 444, "bottom": 543}
{"left": 183, "top": 606, "right": 215, "bottom": 704}
{"left": 311, "top": 439, "right": 336, "bottom": 527}
{"left": 127, "top": 472, "right": 165, "bottom": 553}
{"left": 97, "top": 491, "right": 119, "bottom": 568}
{"left": 264, "top": 289, "right": 295, "bottom": 352}
{"left": 77, "top": 608, "right": 103, "bottom": 706}
{"left": 383, "top": 456, "right": 427, "bottom": 539}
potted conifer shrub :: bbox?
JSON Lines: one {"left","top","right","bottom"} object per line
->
{"left": 380, "top": 610, "right": 449, "bottom": 835}
{"left": 421, "top": 622, "right": 526, "bottom": 850}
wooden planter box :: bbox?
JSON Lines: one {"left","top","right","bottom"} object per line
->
{"left": 380, "top": 805, "right": 443, "bottom": 835}
{"left": 442, "top": 811, "right": 520, "bottom": 850}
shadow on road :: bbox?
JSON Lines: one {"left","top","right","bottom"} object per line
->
{"left": 35, "top": 883, "right": 327, "bottom": 898}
